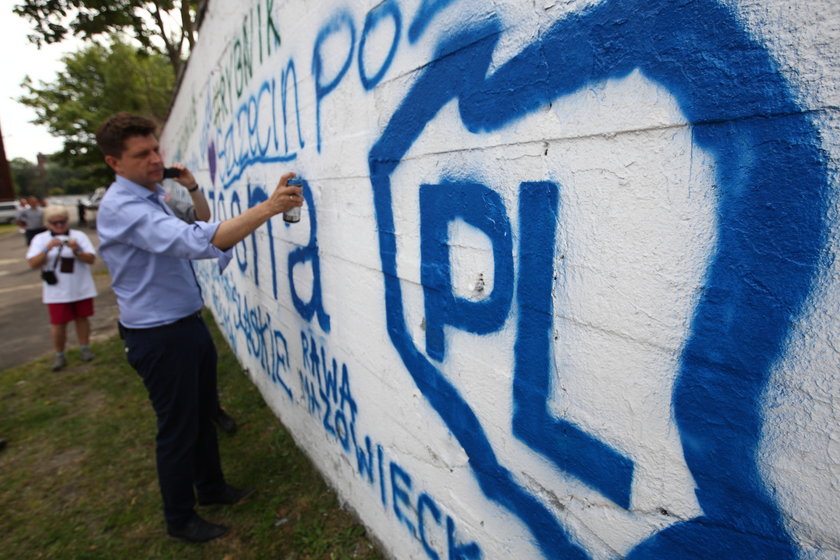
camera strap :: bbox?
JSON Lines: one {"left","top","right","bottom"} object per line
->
{"left": 46, "top": 245, "right": 62, "bottom": 272}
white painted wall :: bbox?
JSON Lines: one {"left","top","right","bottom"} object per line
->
{"left": 161, "top": 1, "right": 840, "bottom": 558}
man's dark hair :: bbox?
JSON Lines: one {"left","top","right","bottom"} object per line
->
{"left": 95, "top": 112, "right": 157, "bottom": 158}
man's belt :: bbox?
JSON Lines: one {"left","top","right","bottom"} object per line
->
{"left": 118, "top": 311, "right": 202, "bottom": 337}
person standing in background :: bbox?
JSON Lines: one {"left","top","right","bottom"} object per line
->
{"left": 16, "top": 196, "right": 46, "bottom": 245}
{"left": 26, "top": 205, "right": 97, "bottom": 371}
{"left": 77, "top": 199, "right": 88, "bottom": 227}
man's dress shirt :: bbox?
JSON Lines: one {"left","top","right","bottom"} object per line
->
{"left": 97, "top": 175, "right": 232, "bottom": 329}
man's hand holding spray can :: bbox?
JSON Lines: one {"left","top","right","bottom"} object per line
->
{"left": 285, "top": 177, "right": 303, "bottom": 223}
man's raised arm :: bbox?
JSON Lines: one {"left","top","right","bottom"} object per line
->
{"left": 211, "top": 172, "right": 303, "bottom": 250}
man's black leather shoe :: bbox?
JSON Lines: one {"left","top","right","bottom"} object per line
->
{"left": 167, "top": 514, "right": 228, "bottom": 543}
{"left": 213, "top": 408, "right": 238, "bottom": 434}
{"left": 197, "top": 484, "right": 255, "bottom": 506}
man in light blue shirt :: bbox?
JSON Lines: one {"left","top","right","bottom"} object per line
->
{"left": 95, "top": 112, "right": 302, "bottom": 543}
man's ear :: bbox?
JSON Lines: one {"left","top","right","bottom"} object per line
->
{"left": 104, "top": 155, "right": 120, "bottom": 172}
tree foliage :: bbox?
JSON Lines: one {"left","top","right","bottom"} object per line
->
{"left": 18, "top": 38, "right": 175, "bottom": 191}
{"left": 9, "top": 157, "right": 41, "bottom": 198}
{"left": 13, "top": 0, "right": 199, "bottom": 76}
{"left": 10, "top": 155, "right": 95, "bottom": 197}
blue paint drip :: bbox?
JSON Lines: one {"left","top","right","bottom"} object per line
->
{"left": 370, "top": 0, "right": 829, "bottom": 557}
{"left": 358, "top": 0, "right": 402, "bottom": 90}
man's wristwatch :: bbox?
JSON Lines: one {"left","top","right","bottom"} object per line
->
{"left": 187, "top": 184, "right": 200, "bottom": 192}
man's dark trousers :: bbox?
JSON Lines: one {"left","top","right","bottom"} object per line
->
{"left": 124, "top": 314, "right": 227, "bottom": 528}
{"left": 24, "top": 227, "right": 46, "bottom": 245}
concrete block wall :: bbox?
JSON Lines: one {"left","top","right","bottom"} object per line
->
{"left": 160, "top": 0, "right": 840, "bottom": 558}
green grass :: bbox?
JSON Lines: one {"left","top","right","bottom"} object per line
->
{"left": 0, "top": 311, "right": 385, "bottom": 560}
{"left": 0, "top": 223, "right": 20, "bottom": 236}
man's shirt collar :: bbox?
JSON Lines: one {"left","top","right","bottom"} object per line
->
{"left": 114, "top": 174, "right": 164, "bottom": 199}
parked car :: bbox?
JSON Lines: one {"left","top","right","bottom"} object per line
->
{"left": 0, "top": 200, "right": 22, "bottom": 224}
{"left": 83, "top": 187, "right": 107, "bottom": 210}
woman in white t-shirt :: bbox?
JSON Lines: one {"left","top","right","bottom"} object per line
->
{"left": 26, "top": 205, "right": 98, "bottom": 371}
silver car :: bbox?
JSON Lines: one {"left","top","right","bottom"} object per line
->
{"left": 0, "top": 201, "right": 22, "bottom": 224}
{"left": 83, "top": 187, "right": 107, "bottom": 210}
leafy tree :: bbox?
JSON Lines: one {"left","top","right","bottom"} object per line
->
{"left": 10, "top": 155, "right": 93, "bottom": 197}
{"left": 45, "top": 157, "right": 88, "bottom": 195}
{"left": 13, "top": 0, "right": 198, "bottom": 76}
{"left": 18, "top": 38, "right": 175, "bottom": 191}
{"left": 9, "top": 157, "right": 42, "bottom": 198}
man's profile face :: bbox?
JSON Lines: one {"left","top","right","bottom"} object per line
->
{"left": 105, "top": 134, "right": 164, "bottom": 190}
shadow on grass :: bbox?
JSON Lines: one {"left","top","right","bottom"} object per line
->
{"left": 0, "top": 310, "right": 385, "bottom": 560}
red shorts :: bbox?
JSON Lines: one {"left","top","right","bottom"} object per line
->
{"left": 47, "top": 298, "right": 94, "bottom": 325}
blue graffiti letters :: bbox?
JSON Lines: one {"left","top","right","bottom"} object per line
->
{"left": 514, "top": 181, "right": 634, "bottom": 508}
{"left": 300, "top": 331, "right": 357, "bottom": 450}
{"left": 391, "top": 462, "right": 417, "bottom": 536}
{"left": 358, "top": 0, "right": 402, "bottom": 90}
{"left": 420, "top": 181, "right": 513, "bottom": 362}
{"left": 447, "top": 516, "right": 481, "bottom": 560}
{"left": 288, "top": 179, "right": 331, "bottom": 332}
{"left": 313, "top": 11, "right": 357, "bottom": 152}
{"left": 211, "top": 2, "right": 415, "bottom": 185}
{"left": 408, "top": 0, "right": 458, "bottom": 44}
{"left": 216, "top": 77, "right": 299, "bottom": 189}
{"left": 198, "top": 266, "right": 294, "bottom": 398}
{"left": 370, "top": 21, "right": 589, "bottom": 560}
{"left": 280, "top": 60, "right": 305, "bottom": 155}
{"left": 418, "top": 493, "right": 442, "bottom": 560}
{"left": 297, "top": 333, "right": 481, "bottom": 559}
{"left": 370, "top": 0, "right": 829, "bottom": 557}
{"left": 211, "top": 0, "right": 283, "bottom": 125}
{"left": 246, "top": 183, "right": 280, "bottom": 299}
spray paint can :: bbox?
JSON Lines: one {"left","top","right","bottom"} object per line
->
{"left": 284, "top": 177, "right": 302, "bottom": 223}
